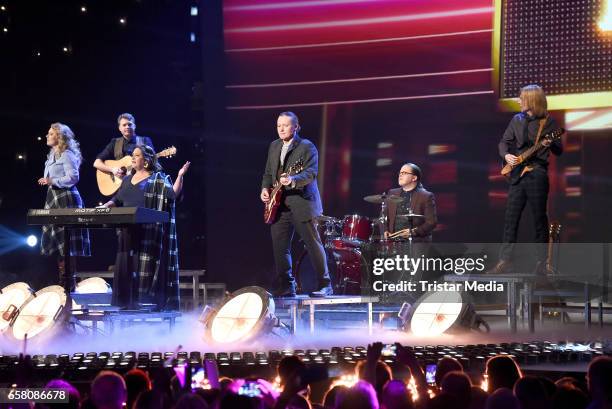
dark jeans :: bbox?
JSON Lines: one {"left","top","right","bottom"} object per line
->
{"left": 500, "top": 168, "right": 549, "bottom": 261}
{"left": 271, "top": 210, "right": 330, "bottom": 287}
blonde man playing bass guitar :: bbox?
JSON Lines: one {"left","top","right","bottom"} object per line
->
{"left": 491, "top": 85, "right": 563, "bottom": 276}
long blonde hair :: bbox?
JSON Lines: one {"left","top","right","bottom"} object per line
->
{"left": 519, "top": 85, "right": 547, "bottom": 117}
{"left": 50, "top": 122, "right": 83, "bottom": 167}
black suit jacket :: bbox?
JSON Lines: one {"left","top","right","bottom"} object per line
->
{"left": 261, "top": 135, "right": 323, "bottom": 222}
{"left": 386, "top": 187, "right": 437, "bottom": 241}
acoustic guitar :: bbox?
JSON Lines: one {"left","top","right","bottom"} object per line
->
{"left": 501, "top": 128, "right": 564, "bottom": 185}
{"left": 96, "top": 146, "right": 177, "bottom": 196}
{"left": 263, "top": 159, "right": 304, "bottom": 224}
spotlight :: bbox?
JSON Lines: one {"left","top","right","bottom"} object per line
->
{"left": 80, "top": 6, "right": 87, "bottom": 13}
{"left": 26, "top": 235, "right": 37, "bottom": 247}
{"left": 202, "top": 286, "right": 283, "bottom": 344}
{"left": 599, "top": 3, "right": 612, "bottom": 31}
{"left": 119, "top": 17, "right": 126, "bottom": 25}
{"left": 190, "top": 6, "right": 198, "bottom": 16}
{"left": 11, "top": 285, "right": 67, "bottom": 341}
{"left": 1, "top": 6, "right": 6, "bottom": 11}
{"left": 0, "top": 283, "right": 34, "bottom": 332}
{"left": 2, "top": 27, "right": 7, "bottom": 33}
{"left": 407, "top": 291, "right": 489, "bottom": 336}
{"left": 75, "top": 277, "right": 111, "bottom": 294}
{"left": 72, "top": 278, "right": 112, "bottom": 306}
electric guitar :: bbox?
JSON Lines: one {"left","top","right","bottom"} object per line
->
{"left": 96, "top": 146, "right": 177, "bottom": 196}
{"left": 501, "top": 128, "right": 564, "bottom": 185}
{"left": 263, "top": 159, "right": 304, "bottom": 224}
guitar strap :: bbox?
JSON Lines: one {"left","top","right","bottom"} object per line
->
{"left": 534, "top": 116, "right": 547, "bottom": 145}
{"left": 113, "top": 137, "right": 125, "bottom": 160}
{"left": 113, "top": 136, "right": 145, "bottom": 160}
{"left": 522, "top": 116, "right": 548, "bottom": 176}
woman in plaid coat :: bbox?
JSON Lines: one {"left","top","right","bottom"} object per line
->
{"left": 38, "top": 122, "right": 91, "bottom": 292}
{"left": 100, "top": 145, "right": 190, "bottom": 310}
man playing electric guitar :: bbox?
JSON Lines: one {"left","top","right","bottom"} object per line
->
{"left": 93, "top": 113, "right": 155, "bottom": 182}
{"left": 260, "top": 112, "right": 332, "bottom": 297}
{"left": 491, "top": 85, "right": 563, "bottom": 275}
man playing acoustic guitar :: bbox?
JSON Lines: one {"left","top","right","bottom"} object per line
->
{"left": 260, "top": 112, "right": 332, "bottom": 297}
{"left": 93, "top": 113, "right": 155, "bottom": 180}
{"left": 491, "top": 85, "right": 563, "bottom": 275}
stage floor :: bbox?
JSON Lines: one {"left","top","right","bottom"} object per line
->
{"left": 2, "top": 311, "right": 611, "bottom": 360}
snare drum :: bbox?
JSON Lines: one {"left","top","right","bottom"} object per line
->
{"left": 341, "top": 214, "right": 372, "bottom": 246}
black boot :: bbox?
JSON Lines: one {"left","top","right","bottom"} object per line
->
{"left": 58, "top": 258, "right": 76, "bottom": 294}
{"left": 272, "top": 280, "right": 296, "bottom": 298}
{"left": 534, "top": 260, "right": 555, "bottom": 276}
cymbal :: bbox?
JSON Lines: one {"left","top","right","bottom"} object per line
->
{"left": 316, "top": 214, "right": 340, "bottom": 223}
{"left": 363, "top": 194, "right": 404, "bottom": 204}
{"left": 396, "top": 213, "right": 425, "bottom": 220}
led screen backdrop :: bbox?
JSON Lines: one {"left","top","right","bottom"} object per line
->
{"left": 224, "top": 0, "right": 494, "bottom": 108}
{"left": 494, "top": 0, "right": 612, "bottom": 109}
{"left": 212, "top": 0, "right": 612, "bottom": 289}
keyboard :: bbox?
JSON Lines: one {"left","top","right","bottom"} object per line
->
{"left": 27, "top": 207, "right": 169, "bottom": 227}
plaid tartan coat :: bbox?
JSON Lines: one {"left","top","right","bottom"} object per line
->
{"left": 41, "top": 186, "right": 91, "bottom": 257}
{"left": 138, "top": 172, "right": 180, "bottom": 308}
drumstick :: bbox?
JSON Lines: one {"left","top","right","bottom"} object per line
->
{"left": 388, "top": 229, "right": 410, "bottom": 239}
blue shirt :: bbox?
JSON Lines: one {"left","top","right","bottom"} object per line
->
{"left": 96, "top": 135, "right": 155, "bottom": 161}
{"left": 44, "top": 150, "right": 80, "bottom": 189}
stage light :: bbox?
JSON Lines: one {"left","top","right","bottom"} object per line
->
{"left": 0, "top": 283, "right": 34, "bottom": 332}
{"left": 26, "top": 235, "right": 37, "bottom": 247}
{"left": 190, "top": 6, "right": 198, "bottom": 16}
{"left": 62, "top": 47, "right": 69, "bottom": 53}
{"left": 80, "top": 6, "right": 87, "bottom": 13}
{"left": 599, "top": 0, "right": 611, "bottom": 31}
{"left": 190, "top": 32, "right": 196, "bottom": 43}
{"left": 203, "top": 286, "right": 278, "bottom": 344}
{"left": 119, "top": 17, "right": 126, "bottom": 25}
{"left": 16, "top": 154, "right": 24, "bottom": 160}
{"left": 1, "top": 6, "right": 6, "bottom": 11}
{"left": 11, "top": 285, "right": 67, "bottom": 341}
{"left": 75, "top": 277, "right": 111, "bottom": 294}
{"left": 37, "top": 136, "right": 42, "bottom": 141}
{"left": 2, "top": 27, "right": 7, "bottom": 33}
{"left": 408, "top": 291, "right": 489, "bottom": 337}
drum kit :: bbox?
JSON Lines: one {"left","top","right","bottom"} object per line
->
{"left": 303, "top": 193, "right": 424, "bottom": 295}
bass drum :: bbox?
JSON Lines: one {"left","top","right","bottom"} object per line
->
{"left": 294, "top": 245, "right": 366, "bottom": 295}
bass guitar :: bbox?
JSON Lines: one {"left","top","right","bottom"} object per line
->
{"left": 96, "top": 146, "right": 177, "bottom": 196}
{"left": 263, "top": 159, "right": 304, "bottom": 224}
{"left": 501, "top": 128, "right": 564, "bottom": 185}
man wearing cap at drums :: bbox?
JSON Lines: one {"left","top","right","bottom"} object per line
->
{"left": 384, "top": 163, "right": 438, "bottom": 242}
